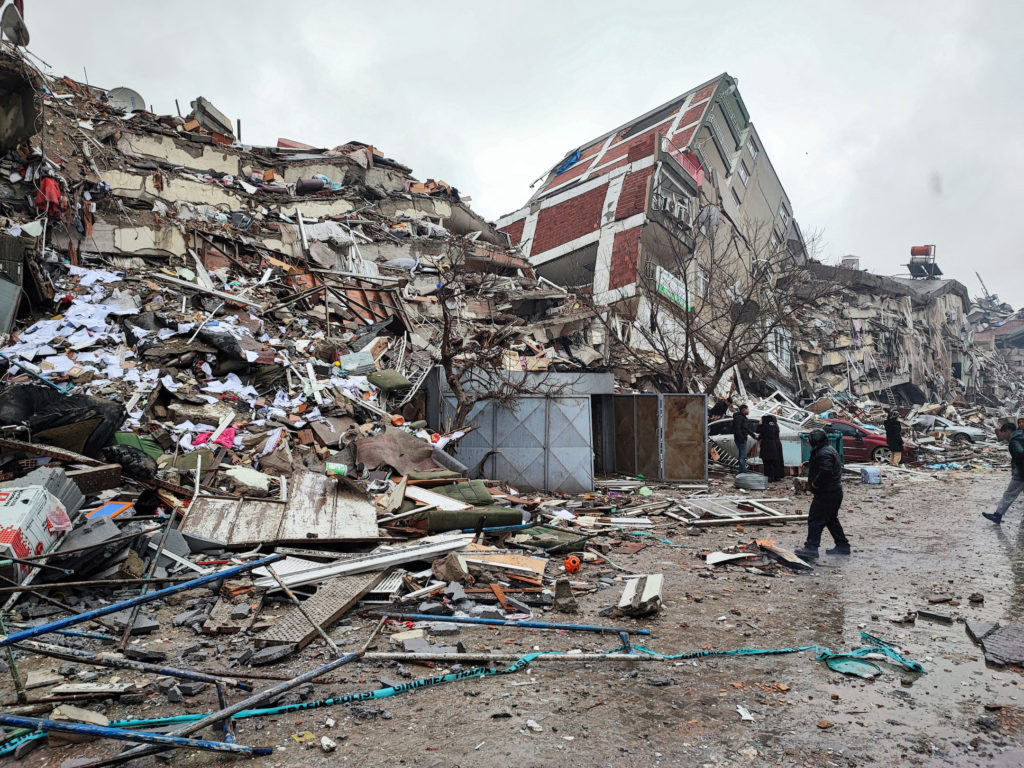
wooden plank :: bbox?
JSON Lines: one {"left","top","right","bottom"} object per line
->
{"left": 257, "top": 572, "right": 384, "bottom": 649}
{"left": 181, "top": 471, "right": 378, "bottom": 546}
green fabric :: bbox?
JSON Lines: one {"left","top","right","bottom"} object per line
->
{"left": 367, "top": 369, "right": 412, "bottom": 392}
{"left": 114, "top": 432, "right": 164, "bottom": 460}
{"left": 431, "top": 480, "right": 494, "bottom": 506}
{"left": 405, "top": 470, "right": 461, "bottom": 481}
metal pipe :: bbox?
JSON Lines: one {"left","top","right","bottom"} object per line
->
{"left": 0, "top": 714, "right": 271, "bottom": 757}
{"left": 0, "top": 576, "right": 193, "bottom": 593}
{"left": 0, "top": 614, "right": 26, "bottom": 704}
{"left": 118, "top": 463, "right": 197, "bottom": 650}
{"left": 0, "top": 557, "right": 70, "bottom": 575}
{"left": 0, "top": 554, "right": 283, "bottom": 648}
{"left": 0, "top": 573, "right": 119, "bottom": 633}
{"left": 12, "top": 638, "right": 253, "bottom": 691}
{"left": 266, "top": 565, "right": 342, "bottom": 657}
{"left": 77, "top": 617, "right": 386, "bottom": 768}
{"left": 381, "top": 613, "right": 651, "bottom": 636}
{"left": 20, "top": 526, "right": 161, "bottom": 561}
{"left": 362, "top": 651, "right": 654, "bottom": 662}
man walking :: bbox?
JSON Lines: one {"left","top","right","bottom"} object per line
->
{"left": 795, "top": 429, "right": 850, "bottom": 559}
{"left": 982, "top": 422, "right": 1024, "bottom": 524}
{"left": 732, "top": 404, "right": 757, "bottom": 473}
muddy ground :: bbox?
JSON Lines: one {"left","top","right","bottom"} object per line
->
{"left": 8, "top": 470, "right": 1024, "bottom": 768}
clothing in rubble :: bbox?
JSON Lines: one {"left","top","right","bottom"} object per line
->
{"left": 709, "top": 397, "right": 732, "bottom": 420}
{"left": 756, "top": 414, "right": 785, "bottom": 482}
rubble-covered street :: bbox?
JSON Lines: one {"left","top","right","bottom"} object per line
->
{"left": 7, "top": 472, "right": 1024, "bottom": 767}
{"left": 3, "top": 3, "right": 1024, "bottom": 767}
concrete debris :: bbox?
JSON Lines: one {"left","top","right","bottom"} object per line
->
{"left": 0, "top": 45, "right": 1020, "bottom": 768}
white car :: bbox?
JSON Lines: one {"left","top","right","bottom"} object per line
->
{"left": 708, "top": 415, "right": 802, "bottom": 468}
{"left": 911, "top": 415, "right": 988, "bottom": 443}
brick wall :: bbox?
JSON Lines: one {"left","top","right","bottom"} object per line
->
{"left": 676, "top": 103, "right": 707, "bottom": 130}
{"left": 499, "top": 217, "right": 525, "bottom": 246}
{"left": 608, "top": 227, "right": 643, "bottom": 290}
{"left": 615, "top": 167, "right": 654, "bottom": 220}
{"left": 531, "top": 182, "right": 609, "bottom": 255}
{"left": 692, "top": 82, "right": 718, "bottom": 102}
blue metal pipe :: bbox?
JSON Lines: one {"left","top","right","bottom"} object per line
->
{"left": 0, "top": 714, "right": 270, "bottom": 756}
{"left": 0, "top": 554, "right": 283, "bottom": 648}
{"left": 389, "top": 613, "right": 651, "bottom": 636}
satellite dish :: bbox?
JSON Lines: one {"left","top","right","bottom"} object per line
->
{"left": 1, "top": 4, "right": 29, "bottom": 46}
{"left": 107, "top": 86, "right": 147, "bottom": 113}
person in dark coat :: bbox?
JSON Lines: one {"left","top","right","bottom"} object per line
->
{"left": 795, "top": 429, "right": 850, "bottom": 560}
{"left": 709, "top": 396, "right": 733, "bottom": 420}
{"left": 732, "top": 404, "right": 757, "bottom": 472}
{"left": 983, "top": 422, "right": 1024, "bottom": 524}
{"left": 756, "top": 414, "right": 785, "bottom": 481}
{"left": 884, "top": 410, "right": 904, "bottom": 466}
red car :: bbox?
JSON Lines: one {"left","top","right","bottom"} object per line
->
{"left": 824, "top": 419, "right": 917, "bottom": 463}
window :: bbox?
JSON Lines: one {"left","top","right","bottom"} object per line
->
{"left": 746, "top": 137, "right": 758, "bottom": 159}
{"left": 778, "top": 203, "right": 790, "bottom": 229}
{"left": 769, "top": 231, "right": 780, "bottom": 251}
{"left": 730, "top": 187, "right": 742, "bottom": 206}
{"left": 737, "top": 160, "right": 749, "bottom": 186}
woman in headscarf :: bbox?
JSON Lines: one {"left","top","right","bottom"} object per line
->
{"left": 757, "top": 414, "right": 785, "bottom": 481}
{"left": 884, "top": 409, "right": 904, "bottom": 465}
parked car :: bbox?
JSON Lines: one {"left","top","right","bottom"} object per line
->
{"left": 824, "top": 419, "right": 917, "bottom": 463}
{"left": 708, "top": 415, "right": 802, "bottom": 468}
{"left": 910, "top": 415, "right": 988, "bottom": 443}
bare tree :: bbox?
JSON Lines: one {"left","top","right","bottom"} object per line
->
{"left": 585, "top": 209, "right": 836, "bottom": 395}
{"left": 428, "top": 238, "right": 544, "bottom": 432}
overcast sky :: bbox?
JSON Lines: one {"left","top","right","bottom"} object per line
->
{"left": 25, "top": 1, "right": 1024, "bottom": 307}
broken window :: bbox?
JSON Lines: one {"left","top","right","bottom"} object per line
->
{"left": 778, "top": 203, "right": 790, "bottom": 229}
{"left": 769, "top": 231, "right": 780, "bottom": 252}
{"left": 737, "top": 160, "right": 749, "bottom": 186}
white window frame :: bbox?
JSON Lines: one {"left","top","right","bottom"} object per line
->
{"left": 746, "top": 136, "right": 758, "bottom": 160}
{"left": 769, "top": 231, "right": 780, "bottom": 252}
{"left": 778, "top": 203, "right": 790, "bottom": 229}
{"left": 737, "top": 160, "right": 749, "bottom": 186}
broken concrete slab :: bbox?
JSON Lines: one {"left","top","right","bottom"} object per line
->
{"left": 124, "top": 647, "right": 168, "bottom": 663}
{"left": 617, "top": 573, "right": 664, "bottom": 617}
{"left": 552, "top": 577, "right": 579, "bottom": 613}
{"left": 966, "top": 620, "right": 1024, "bottom": 667}
{"left": 49, "top": 704, "right": 109, "bottom": 744}
{"left": 249, "top": 644, "right": 297, "bottom": 666}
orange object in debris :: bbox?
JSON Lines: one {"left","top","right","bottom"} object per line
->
{"left": 430, "top": 433, "right": 440, "bottom": 443}
{"left": 391, "top": 415, "right": 405, "bottom": 427}
{"left": 564, "top": 555, "right": 581, "bottom": 574}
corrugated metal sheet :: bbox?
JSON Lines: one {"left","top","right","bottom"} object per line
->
{"left": 180, "top": 470, "right": 378, "bottom": 547}
{"left": 444, "top": 395, "right": 594, "bottom": 493}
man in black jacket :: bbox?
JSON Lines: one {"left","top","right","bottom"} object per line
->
{"left": 795, "top": 429, "right": 850, "bottom": 559}
{"left": 982, "top": 422, "right": 1024, "bottom": 524}
{"left": 732, "top": 404, "right": 757, "bottom": 472}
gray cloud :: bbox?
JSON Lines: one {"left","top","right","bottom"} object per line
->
{"left": 23, "top": 0, "right": 1024, "bottom": 304}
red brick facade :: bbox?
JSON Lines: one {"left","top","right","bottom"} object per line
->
{"left": 608, "top": 227, "right": 643, "bottom": 290}
{"left": 499, "top": 217, "right": 525, "bottom": 246}
{"left": 531, "top": 182, "right": 608, "bottom": 255}
{"left": 615, "top": 167, "right": 653, "bottom": 221}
